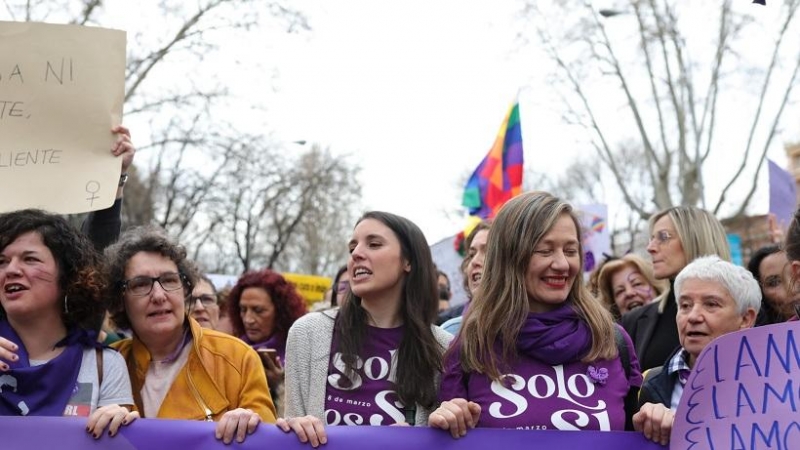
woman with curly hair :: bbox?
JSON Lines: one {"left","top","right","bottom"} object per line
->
{"left": 0, "top": 209, "right": 136, "bottom": 438}
{"left": 105, "top": 226, "right": 275, "bottom": 444}
{"left": 227, "top": 269, "right": 308, "bottom": 393}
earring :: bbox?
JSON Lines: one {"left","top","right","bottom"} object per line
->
{"left": 64, "top": 295, "right": 69, "bottom": 314}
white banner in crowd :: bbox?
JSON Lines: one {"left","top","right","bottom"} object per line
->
{"left": 0, "top": 21, "right": 126, "bottom": 213}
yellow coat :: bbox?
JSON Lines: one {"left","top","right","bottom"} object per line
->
{"left": 113, "top": 317, "right": 276, "bottom": 422}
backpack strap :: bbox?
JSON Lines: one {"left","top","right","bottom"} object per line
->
{"left": 614, "top": 326, "right": 639, "bottom": 431}
{"left": 95, "top": 347, "right": 104, "bottom": 388}
{"left": 614, "top": 326, "right": 631, "bottom": 380}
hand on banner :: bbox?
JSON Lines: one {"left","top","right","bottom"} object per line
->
{"left": 276, "top": 415, "right": 327, "bottom": 448}
{"left": 0, "top": 336, "right": 19, "bottom": 371}
{"left": 86, "top": 405, "right": 139, "bottom": 439}
{"left": 428, "top": 398, "right": 481, "bottom": 439}
{"left": 632, "top": 402, "right": 674, "bottom": 446}
{"left": 216, "top": 408, "right": 262, "bottom": 444}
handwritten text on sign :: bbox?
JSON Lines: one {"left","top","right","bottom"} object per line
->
{"left": 0, "top": 22, "right": 125, "bottom": 213}
{"left": 672, "top": 322, "right": 800, "bottom": 450}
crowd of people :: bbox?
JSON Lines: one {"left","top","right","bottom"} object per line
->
{"left": 1, "top": 131, "right": 798, "bottom": 446}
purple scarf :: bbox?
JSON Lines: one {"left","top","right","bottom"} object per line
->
{"left": 0, "top": 319, "right": 99, "bottom": 416}
{"left": 515, "top": 304, "right": 592, "bottom": 366}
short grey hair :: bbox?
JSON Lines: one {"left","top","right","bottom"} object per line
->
{"left": 674, "top": 255, "right": 761, "bottom": 314}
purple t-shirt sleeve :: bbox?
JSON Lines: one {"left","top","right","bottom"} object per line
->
{"left": 438, "top": 338, "right": 469, "bottom": 402}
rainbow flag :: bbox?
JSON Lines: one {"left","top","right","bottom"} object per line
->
{"left": 462, "top": 100, "right": 524, "bottom": 218}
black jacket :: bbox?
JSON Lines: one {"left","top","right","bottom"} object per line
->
{"left": 621, "top": 282, "right": 680, "bottom": 371}
{"left": 637, "top": 348, "right": 682, "bottom": 409}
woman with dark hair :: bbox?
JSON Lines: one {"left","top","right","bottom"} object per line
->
{"left": 278, "top": 211, "right": 453, "bottom": 447}
{"left": 430, "top": 192, "right": 642, "bottom": 436}
{"left": 331, "top": 265, "right": 349, "bottom": 308}
{"left": 747, "top": 245, "right": 797, "bottom": 325}
{"left": 227, "top": 268, "right": 307, "bottom": 404}
{"left": 782, "top": 209, "right": 800, "bottom": 321}
{"left": 105, "top": 226, "right": 276, "bottom": 444}
{"left": 0, "top": 209, "right": 135, "bottom": 438}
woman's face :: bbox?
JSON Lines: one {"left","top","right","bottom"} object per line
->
{"left": 123, "top": 252, "right": 186, "bottom": 341}
{"left": 677, "top": 278, "right": 756, "bottom": 366}
{"left": 190, "top": 279, "right": 220, "bottom": 330}
{"left": 335, "top": 271, "right": 350, "bottom": 305}
{"left": 239, "top": 287, "right": 276, "bottom": 342}
{"left": 759, "top": 252, "right": 789, "bottom": 303}
{"left": 0, "top": 231, "right": 61, "bottom": 322}
{"left": 610, "top": 264, "right": 655, "bottom": 315}
{"left": 647, "top": 215, "right": 688, "bottom": 279}
{"left": 347, "top": 218, "right": 409, "bottom": 302}
{"left": 525, "top": 214, "right": 580, "bottom": 313}
{"left": 466, "top": 229, "right": 489, "bottom": 296}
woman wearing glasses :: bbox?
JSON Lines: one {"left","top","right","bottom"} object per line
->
{"left": 0, "top": 209, "right": 135, "bottom": 437}
{"left": 105, "top": 226, "right": 276, "bottom": 444}
{"left": 189, "top": 274, "right": 222, "bottom": 330}
{"left": 621, "top": 206, "right": 730, "bottom": 371}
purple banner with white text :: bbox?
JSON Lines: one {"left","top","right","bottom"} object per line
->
{"left": 1, "top": 416, "right": 664, "bottom": 450}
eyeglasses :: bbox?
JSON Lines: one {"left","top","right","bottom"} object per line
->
{"left": 649, "top": 230, "right": 675, "bottom": 246}
{"left": 336, "top": 280, "right": 349, "bottom": 294}
{"left": 122, "top": 272, "right": 184, "bottom": 297}
{"left": 190, "top": 294, "right": 218, "bottom": 308}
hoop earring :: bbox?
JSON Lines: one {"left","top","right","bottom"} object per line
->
{"left": 64, "top": 295, "right": 69, "bottom": 314}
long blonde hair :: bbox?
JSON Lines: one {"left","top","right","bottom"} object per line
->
{"left": 458, "top": 192, "right": 618, "bottom": 380}
{"left": 649, "top": 206, "right": 731, "bottom": 312}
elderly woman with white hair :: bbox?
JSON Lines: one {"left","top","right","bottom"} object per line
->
{"left": 631, "top": 255, "right": 761, "bottom": 445}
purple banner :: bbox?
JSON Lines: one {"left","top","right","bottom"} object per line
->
{"left": 1, "top": 416, "right": 664, "bottom": 450}
{"left": 672, "top": 322, "right": 800, "bottom": 450}
{"left": 768, "top": 159, "right": 797, "bottom": 228}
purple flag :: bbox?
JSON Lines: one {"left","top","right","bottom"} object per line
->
{"left": 768, "top": 159, "right": 797, "bottom": 228}
{"left": 0, "top": 416, "right": 663, "bottom": 450}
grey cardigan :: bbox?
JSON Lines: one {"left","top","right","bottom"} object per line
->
{"left": 284, "top": 309, "right": 453, "bottom": 425}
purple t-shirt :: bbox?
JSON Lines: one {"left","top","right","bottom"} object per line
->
{"left": 438, "top": 331, "right": 641, "bottom": 431}
{"left": 324, "top": 326, "right": 407, "bottom": 426}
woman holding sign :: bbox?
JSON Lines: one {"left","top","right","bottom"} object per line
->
{"left": 278, "top": 211, "right": 452, "bottom": 447}
{"left": 430, "top": 192, "right": 642, "bottom": 435}
{"left": 633, "top": 255, "right": 760, "bottom": 445}
{"left": 0, "top": 209, "right": 136, "bottom": 438}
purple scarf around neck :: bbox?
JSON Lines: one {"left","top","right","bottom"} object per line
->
{"left": 515, "top": 303, "right": 592, "bottom": 366}
{"left": 0, "top": 319, "right": 99, "bottom": 416}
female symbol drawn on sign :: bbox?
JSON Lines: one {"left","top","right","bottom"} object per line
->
{"left": 85, "top": 181, "right": 100, "bottom": 207}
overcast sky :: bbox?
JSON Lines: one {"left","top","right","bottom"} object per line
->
{"left": 262, "top": 0, "right": 800, "bottom": 244}
{"left": 7, "top": 1, "right": 795, "bottom": 246}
